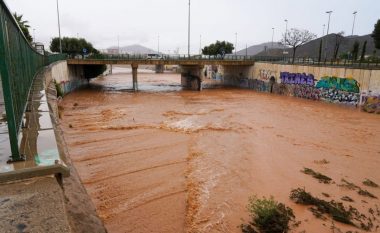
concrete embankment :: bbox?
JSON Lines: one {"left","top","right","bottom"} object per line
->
{"left": 206, "top": 62, "right": 380, "bottom": 113}
{"left": 0, "top": 61, "right": 107, "bottom": 233}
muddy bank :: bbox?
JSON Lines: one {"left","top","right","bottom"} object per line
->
{"left": 60, "top": 71, "right": 380, "bottom": 232}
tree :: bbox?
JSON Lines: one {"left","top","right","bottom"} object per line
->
{"left": 281, "top": 28, "right": 316, "bottom": 63}
{"left": 318, "top": 39, "right": 323, "bottom": 62}
{"left": 372, "top": 19, "right": 380, "bottom": 49}
{"left": 50, "top": 37, "right": 99, "bottom": 57}
{"left": 333, "top": 32, "right": 345, "bottom": 60}
{"left": 13, "top": 13, "right": 32, "bottom": 43}
{"left": 360, "top": 40, "right": 367, "bottom": 61}
{"left": 351, "top": 40, "right": 359, "bottom": 61}
{"left": 202, "top": 41, "right": 234, "bottom": 56}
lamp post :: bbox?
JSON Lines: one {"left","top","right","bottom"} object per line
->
{"left": 187, "top": 0, "right": 191, "bottom": 57}
{"left": 324, "top": 11, "right": 333, "bottom": 60}
{"left": 117, "top": 35, "right": 120, "bottom": 55}
{"left": 158, "top": 34, "right": 160, "bottom": 54}
{"left": 322, "top": 24, "right": 325, "bottom": 36}
{"left": 351, "top": 11, "right": 357, "bottom": 36}
{"left": 283, "top": 19, "right": 288, "bottom": 55}
{"left": 56, "top": 0, "right": 62, "bottom": 53}
{"left": 199, "top": 34, "right": 202, "bottom": 54}
{"left": 271, "top": 27, "right": 275, "bottom": 48}
{"left": 235, "top": 32, "right": 237, "bottom": 55}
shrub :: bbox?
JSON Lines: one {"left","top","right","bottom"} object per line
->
{"left": 241, "top": 196, "right": 295, "bottom": 233}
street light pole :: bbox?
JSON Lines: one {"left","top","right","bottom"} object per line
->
{"left": 324, "top": 11, "right": 333, "bottom": 60}
{"left": 235, "top": 32, "right": 237, "bottom": 55}
{"left": 351, "top": 11, "right": 357, "bottom": 36}
{"left": 158, "top": 34, "right": 160, "bottom": 54}
{"left": 271, "top": 27, "right": 275, "bottom": 48}
{"left": 284, "top": 19, "right": 288, "bottom": 55}
{"left": 56, "top": 0, "right": 62, "bottom": 53}
{"left": 322, "top": 24, "right": 325, "bottom": 36}
{"left": 199, "top": 34, "right": 202, "bottom": 54}
{"left": 187, "top": 0, "right": 191, "bottom": 57}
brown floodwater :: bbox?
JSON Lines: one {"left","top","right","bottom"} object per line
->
{"left": 60, "top": 67, "right": 380, "bottom": 233}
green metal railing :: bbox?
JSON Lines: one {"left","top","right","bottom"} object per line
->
{"left": 0, "top": 0, "right": 66, "bottom": 162}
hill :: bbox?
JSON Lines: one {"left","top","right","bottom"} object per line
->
{"left": 236, "top": 42, "right": 283, "bottom": 56}
{"left": 255, "top": 34, "right": 379, "bottom": 59}
{"left": 107, "top": 44, "right": 156, "bottom": 54}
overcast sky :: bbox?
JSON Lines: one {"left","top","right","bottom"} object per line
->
{"left": 4, "top": 0, "right": 380, "bottom": 53}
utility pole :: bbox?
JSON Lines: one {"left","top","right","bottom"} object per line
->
{"left": 187, "top": 0, "right": 191, "bottom": 57}
{"left": 271, "top": 27, "right": 275, "bottom": 48}
{"left": 56, "top": 0, "right": 62, "bottom": 53}
{"left": 351, "top": 11, "right": 357, "bottom": 36}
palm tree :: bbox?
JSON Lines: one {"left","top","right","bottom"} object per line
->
{"left": 13, "top": 12, "right": 33, "bottom": 43}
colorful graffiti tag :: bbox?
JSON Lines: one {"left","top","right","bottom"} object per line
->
{"left": 280, "top": 72, "right": 315, "bottom": 86}
{"left": 316, "top": 76, "right": 360, "bottom": 93}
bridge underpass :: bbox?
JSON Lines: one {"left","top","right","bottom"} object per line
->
{"left": 67, "top": 58, "right": 256, "bottom": 91}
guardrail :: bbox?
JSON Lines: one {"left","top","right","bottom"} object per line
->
{"left": 83, "top": 53, "right": 380, "bottom": 69}
{"left": 0, "top": 0, "right": 66, "bottom": 162}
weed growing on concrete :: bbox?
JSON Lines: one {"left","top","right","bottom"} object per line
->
{"left": 358, "top": 189, "right": 377, "bottom": 199}
{"left": 290, "top": 188, "right": 378, "bottom": 230}
{"left": 302, "top": 168, "right": 332, "bottom": 184}
{"left": 363, "top": 179, "right": 379, "bottom": 188}
{"left": 290, "top": 188, "right": 352, "bottom": 224}
{"left": 339, "top": 179, "right": 359, "bottom": 190}
{"left": 241, "top": 196, "right": 295, "bottom": 233}
{"left": 313, "top": 159, "right": 330, "bottom": 165}
{"left": 341, "top": 196, "right": 354, "bottom": 202}
{"left": 339, "top": 179, "right": 377, "bottom": 199}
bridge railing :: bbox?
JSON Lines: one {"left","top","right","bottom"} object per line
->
{"left": 83, "top": 53, "right": 380, "bottom": 68}
{"left": 0, "top": 0, "right": 66, "bottom": 161}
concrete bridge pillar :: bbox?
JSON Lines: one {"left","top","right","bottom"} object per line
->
{"left": 180, "top": 65, "right": 204, "bottom": 91}
{"left": 155, "top": 64, "right": 164, "bottom": 73}
{"left": 132, "top": 63, "right": 138, "bottom": 91}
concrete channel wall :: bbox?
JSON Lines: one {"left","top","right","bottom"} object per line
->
{"left": 216, "top": 62, "right": 380, "bottom": 113}
{"left": 44, "top": 61, "right": 88, "bottom": 96}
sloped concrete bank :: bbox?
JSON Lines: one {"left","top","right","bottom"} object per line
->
{"left": 44, "top": 61, "right": 108, "bottom": 233}
{"left": 0, "top": 61, "right": 107, "bottom": 233}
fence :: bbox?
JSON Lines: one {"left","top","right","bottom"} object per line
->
{"left": 84, "top": 53, "right": 380, "bottom": 69}
{"left": 0, "top": 0, "right": 66, "bottom": 161}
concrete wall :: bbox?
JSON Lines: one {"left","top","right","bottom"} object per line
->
{"left": 180, "top": 65, "right": 205, "bottom": 91}
{"left": 218, "top": 62, "right": 380, "bottom": 112}
{"left": 44, "top": 61, "right": 88, "bottom": 96}
{"left": 251, "top": 62, "right": 380, "bottom": 94}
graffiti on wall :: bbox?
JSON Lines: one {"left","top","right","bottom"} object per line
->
{"left": 316, "top": 76, "right": 360, "bottom": 93}
{"left": 259, "top": 69, "right": 276, "bottom": 81}
{"left": 280, "top": 72, "right": 315, "bottom": 86}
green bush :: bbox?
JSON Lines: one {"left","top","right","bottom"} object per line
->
{"left": 241, "top": 196, "right": 295, "bottom": 233}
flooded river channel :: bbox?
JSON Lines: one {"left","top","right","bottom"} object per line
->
{"left": 60, "top": 68, "right": 380, "bottom": 233}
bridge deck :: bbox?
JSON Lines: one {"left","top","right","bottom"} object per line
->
{"left": 67, "top": 58, "right": 256, "bottom": 66}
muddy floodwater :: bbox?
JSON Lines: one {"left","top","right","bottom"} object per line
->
{"left": 60, "top": 67, "right": 380, "bottom": 233}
